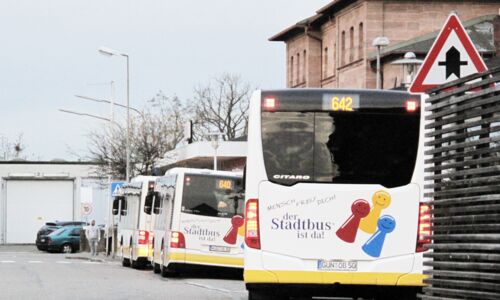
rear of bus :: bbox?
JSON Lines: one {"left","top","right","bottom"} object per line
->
{"left": 244, "top": 89, "right": 429, "bottom": 299}
{"left": 126, "top": 176, "right": 156, "bottom": 267}
{"left": 167, "top": 171, "right": 245, "bottom": 272}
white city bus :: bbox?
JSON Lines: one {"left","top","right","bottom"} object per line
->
{"left": 113, "top": 175, "right": 157, "bottom": 268}
{"left": 244, "top": 89, "right": 430, "bottom": 300}
{"left": 149, "top": 168, "right": 245, "bottom": 277}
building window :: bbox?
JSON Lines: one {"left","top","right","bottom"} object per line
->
{"left": 332, "top": 43, "right": 336, "bottom": 75}
{"left": 296, "top": 52, "right": 300, "bottom": 85}
{"left": 323, "top": 47, "right": 328, "bottom": 79}
{"left": 359, "top": 22, "right": 364, "bottom": 60}
{"left": 349, "top": 26, "right": 354, "bottom": 63}
{"left": 341, "top": 31, "right": 346, "bottom": 66}
{"left": 290, "top": 56, "right": 294, "bottom": 86}
{"left": 303, "top": 50, "right": 307, "bottom": 83}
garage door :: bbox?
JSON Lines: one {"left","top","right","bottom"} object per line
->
{"left": 6, "top": 180, "right": 74, "bottom": 244}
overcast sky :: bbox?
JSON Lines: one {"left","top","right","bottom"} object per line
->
{"left": 0, "top": 0, "right": 329, "bottom": 160}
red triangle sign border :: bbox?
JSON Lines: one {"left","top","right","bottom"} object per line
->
{"left": 409, "top": 13, "right": 488, "bottom": 94}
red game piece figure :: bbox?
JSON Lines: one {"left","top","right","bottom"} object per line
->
{"left": 336, "top": 199, "right": 370, "bottom": 243}
{"left": 224, "top": 215, "right": 245, "bottom": 245}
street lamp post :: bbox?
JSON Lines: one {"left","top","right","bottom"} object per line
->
{"left": 209, "top": 133, "right": 223, "bottom": 171}
{"left": 58, "top": 108, "right": 118, "bottom": 257}
{"left": 99, "top": 47, "right": 131, "bottom": 182}
{"left": 372, "top": 37, "right": 390, "bottom": 89}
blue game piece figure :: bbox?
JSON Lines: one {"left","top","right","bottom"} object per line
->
{"left": 362, "top": 215, "right": 396, "bottom": 258}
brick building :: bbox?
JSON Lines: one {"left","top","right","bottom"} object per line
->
{"left": 270, "top": 0, "right": 500, "bottom": 89}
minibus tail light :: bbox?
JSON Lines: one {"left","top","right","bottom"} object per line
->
{"left": 245, "top": 199, "right": 261, "bottom": 249}
{"left": 138, "top": 230, "right": 149, "bottom": 245}
{"left": 148, "top": 181, "right": 155, "bottom": 191}
{"left": 170, "top": 231, "right": 186, "bottom": 249}
{"left": 416, "top": 203, "right": 431, "bottom": 252}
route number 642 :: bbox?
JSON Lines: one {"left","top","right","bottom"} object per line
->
{"left": 331, "top": 96, "right": 354, "bottom": 112}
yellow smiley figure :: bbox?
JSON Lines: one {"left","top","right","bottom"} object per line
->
{"left": 359, "top": 190, "right": 392, "bottom": 234}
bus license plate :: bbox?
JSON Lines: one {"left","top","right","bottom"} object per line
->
{"left": 317, "top": 260, "right": 357, "bottom": 272}
{"left": 209, "top": 245, "right": 231, "bottom": 253}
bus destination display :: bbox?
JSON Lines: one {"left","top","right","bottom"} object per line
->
{"left": 322, "top": 94, "right": 360, "bottom": 112}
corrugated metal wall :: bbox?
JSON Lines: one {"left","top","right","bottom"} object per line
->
{"left": 421, "top": 66, "right": 500, "bottom": 300}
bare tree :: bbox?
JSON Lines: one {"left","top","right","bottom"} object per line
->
{"left": 87, "top": 92, "right": 186, "bottom": 179}
{"left": 191, "top": 73, "right": 251, "bottom": 141}
{"left": 0, "top": 134, "right": 27, "bottom": 160}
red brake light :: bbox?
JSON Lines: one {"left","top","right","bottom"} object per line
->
{"left": 137, "top": 230, "right": 149, "bottom": 245}
{"left": 263, "top": 98, "right": 278, "bottom": 111}
{"left": 245, "top": 199, "right": 261, "bottom": 249}
{"left": 406, "top": 100, "right": 418, "bottom": 112}
{"left": 185, "top": 176, "right": 191, "bottom": 186}
{"left": 416, "top": 203, "right": 431, "bottom": 252}
{"left": 148, "top": 181, "right": 155, "bottom": 191}
{"left": 170, "top": 231, "right": 186, "bottom": 249}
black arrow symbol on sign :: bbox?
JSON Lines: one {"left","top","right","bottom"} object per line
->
{"left": 438, "top": 46, "right": 468, "bottom": 79}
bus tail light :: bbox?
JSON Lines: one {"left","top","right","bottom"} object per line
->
{"left": 416, "top": 203, "right": 431, "bottom": 252}
{"left": 406, "top": 100, "right": 418, "bottom": 112}
{"left": 263, "top": 97, "right": 278, "bottom": 111}
{"left": 137, "top": 230, "right": 149, "bottom": 245}
{"left": 245, "top": 199, "right": 261, "bottom": 249}
{"left": 170, "top": 231, "right": 186, "bottom": 249}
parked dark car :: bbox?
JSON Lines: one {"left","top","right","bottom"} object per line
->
{"left": 45, "top": 225, "right": 84, "bottom": 253}
{"left": 36, "top": 221, "right": 87, "bottom": 250}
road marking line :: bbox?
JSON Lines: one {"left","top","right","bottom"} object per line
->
{"left": 28, "top": 261, "right": 43, "bottom": 263}
{"left": 56, "top": 261, "right": 71, "bottom": 264}
{"left": 0, "top": 260, "right": 15, "bottom": 263}
{"left": 184, "top": 281, "right": 235, "bottom": 294}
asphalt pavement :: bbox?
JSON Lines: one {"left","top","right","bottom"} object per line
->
{"left": 0, "top": 245, "right": 247, "bottom": 300}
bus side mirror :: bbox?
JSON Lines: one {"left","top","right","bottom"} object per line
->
{"left": 242, "top": 165, "right": 246, "bottom": 190}
{"left": 153, "top": 192, "right": 163, "bottom": 214}
{"left": 121, "top": 199, "right": 127, "bottom": 216}
{"left": 112, "top": 197, "right": 120, "bottom": 215}
{"left": 144, "top": 192, "right": 154, "bottom": 215}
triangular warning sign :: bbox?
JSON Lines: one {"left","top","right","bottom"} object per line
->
{"left": 409, "top": 13, "right": 488, "bottom": 94}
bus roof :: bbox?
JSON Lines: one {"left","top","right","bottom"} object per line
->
{"left": 164, "top": 167, "right": 242, "bottom": 178}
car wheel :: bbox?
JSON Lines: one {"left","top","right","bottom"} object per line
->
{"left": 36, "top": 245, "right": 44, "bottom": 251}
{"left": 61, "top": 243, "right": 73, "bottom": 254}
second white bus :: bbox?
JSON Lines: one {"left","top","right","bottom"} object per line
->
{"left": 150, "top": 168, "right": 245, "bottom": 277}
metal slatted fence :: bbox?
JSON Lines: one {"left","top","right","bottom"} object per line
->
{"left": 420, "top": 66, "right": 500, "bottom": 300}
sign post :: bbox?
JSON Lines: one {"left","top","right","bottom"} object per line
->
{"left": 108, "top": 181, "right": 125, "bottom": 258}
{"left": 409, "top": 13, "right": 488, "bottom": 94}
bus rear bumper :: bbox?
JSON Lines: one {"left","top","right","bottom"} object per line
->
{"left": 246, "top": 283, "right": 422, "bottom": 299}
{"left": 244, "top": 270, "right": 426, "bottom": 286}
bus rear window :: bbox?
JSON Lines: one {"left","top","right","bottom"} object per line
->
{"left": 181, "top": 175, "right": 244, "bottom": 218}
{"left": 261, "top": 110, "right": 420, "bottom": 188}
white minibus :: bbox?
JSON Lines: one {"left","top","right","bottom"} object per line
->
{"left": 244, "top": 89, "right": 429, "bottom": 300}
{"left": 149, "top": 168, "right": 244, "bottom": 277}
{"left": 113, "top": 175, "right": 157, "bottom": 268}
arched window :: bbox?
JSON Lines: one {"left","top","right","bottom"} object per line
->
{"left": 359, "top": 22, "right": 364, "bottom": 59}
{"left": 297, "top": 52, "right": 300, "bottom": 85}
{"left": 323, "top": 47, "right": 329, "bottom": 79}
{"left": 303, "top": 50, "right": 307, "bottom": 83}
{"left": 349, "top": 26, "right": 354, "bottom": 63}
{"left": 341, "top": 31, "right": 346, "bottom": 66}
